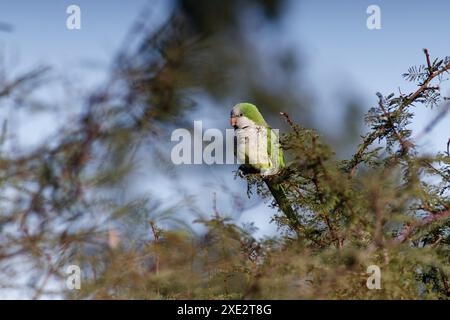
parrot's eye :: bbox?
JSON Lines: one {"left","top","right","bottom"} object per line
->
{"left": 239, "top": 113, "right": 243, "bottom": 117}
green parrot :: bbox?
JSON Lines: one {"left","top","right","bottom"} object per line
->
{"left": 230, "top": 102, "right": 298, "bottom": 226}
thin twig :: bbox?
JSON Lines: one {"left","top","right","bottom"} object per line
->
{"left": 424, "top": 48, "right": 432, "bottom": 73}
{"left": 378, "top": 96, "right": 413, "bottom": 153}
{"left": 150, "top": 221, "right": 161, "bottom": 275}
{"left": 280, "top": 112, "right": 301, "bottom": 135}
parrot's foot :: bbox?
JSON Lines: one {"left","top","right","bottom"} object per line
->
{"left": 260, "top": 167, "right": 281, "bottom": 177}
{"left": 238, "top": 164, "right": 260, "bottom": 176}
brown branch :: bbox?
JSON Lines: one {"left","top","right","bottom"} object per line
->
{"left": 424, "top": 48, "right": 432, "bottom": 73}
{"left": 440, "top": 270, "right": 450, "bottom": 297}
{"left": 348, "top": 131, "right": 379, "bottom": 177}
{"left": 378, "top": 97, "right": 413, "bottom": 153}
{"left": 402, "top": 54, "right": 450, "bottom": 110}
{"left": 348, "top": 50, "right": 450, "bottom": 177}
{"left": 150, "top": 221, "right": 161, "bottom": 275}
{"left": 393, "top": 210, "right": 450, "bottom": 244}
{"left": 311, "top": 164, "right": 342, "bottom": 249}
{"left": 280, "top": 112, "right": 302, "bottom": 136}
{"left": 280, "top": 112, "right": 294, "bottom": 128}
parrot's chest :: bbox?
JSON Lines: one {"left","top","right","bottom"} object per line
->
{"left": 235, "top": 126, "right": 271, "bottom": 168}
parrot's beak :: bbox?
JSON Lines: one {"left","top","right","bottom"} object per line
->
{"left": 230, "top": 117, "right": 237, "bottom": 128}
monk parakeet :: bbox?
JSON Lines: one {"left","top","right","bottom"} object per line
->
{"left": 230, "top": 102, "right": 297, "bottom": 225}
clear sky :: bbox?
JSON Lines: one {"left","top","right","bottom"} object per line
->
{"left": 0, "top": 0, "right": 449, "bottom": 240}
{"left": 0, "top": 0, "right": 150, "bottom": 72}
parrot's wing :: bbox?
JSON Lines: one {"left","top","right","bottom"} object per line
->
{"left": 266, "top": 127, "right": 285, "bottom": 173}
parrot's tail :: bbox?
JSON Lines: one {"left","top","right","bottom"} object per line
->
{"left": 264, "top": 179, "right": 300, "bottom": 230}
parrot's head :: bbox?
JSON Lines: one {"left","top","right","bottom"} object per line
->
{"left": 230, "top": 103, "right": 268, "bottom": 129}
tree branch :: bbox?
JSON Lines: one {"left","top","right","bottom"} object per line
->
{"left": 348, "top": 49, "right": 450, "bottom": 177}
{"left": 393, "top": 210, "right": 450, "bottom": 244}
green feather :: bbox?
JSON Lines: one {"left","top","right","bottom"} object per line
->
{"left": 235, "top": 103, "right": 268, "bottom": 127}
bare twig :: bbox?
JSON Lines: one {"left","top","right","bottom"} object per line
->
{"left": 150, "top": 221, "right": 161, "bottom": 275}
{"left": 280, "top": 111, "right": 301, "bottom": 136}
{"left": 424, "top": 48, "right": 432, "bottom": 74}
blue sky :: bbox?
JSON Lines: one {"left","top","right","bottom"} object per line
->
{"left": 0, "top": 0, "right": 449, "bottom": 240}
{"left": 0, "top": 0, "right": 157, "bottom": 82}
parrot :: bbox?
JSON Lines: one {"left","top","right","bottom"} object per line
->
{"left": 230, "top": 102, "right": 298, "bottom": 226}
